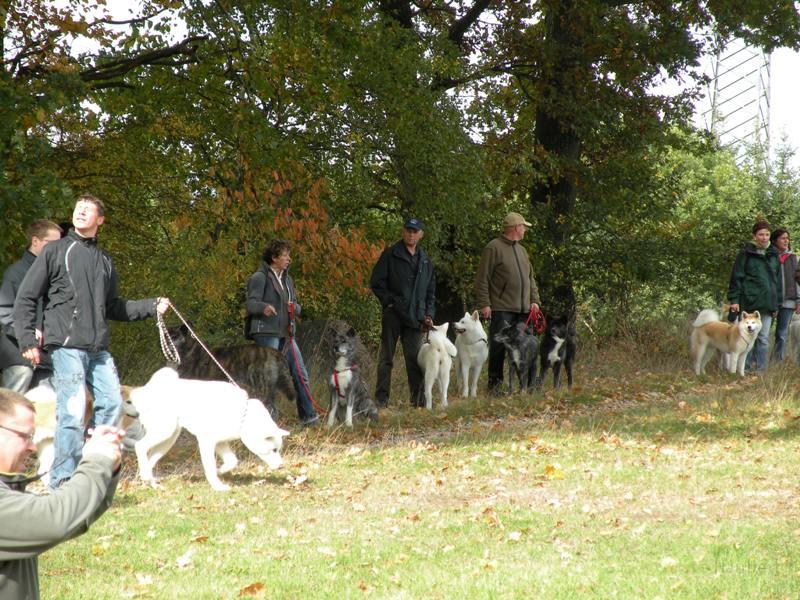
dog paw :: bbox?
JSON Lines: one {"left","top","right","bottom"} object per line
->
{"left": 210, "top": 482, "right": 231, "bottom": 492}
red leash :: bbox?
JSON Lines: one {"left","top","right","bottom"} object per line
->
{"left": 524, "top": 307, "right": 546, "bottom": 334}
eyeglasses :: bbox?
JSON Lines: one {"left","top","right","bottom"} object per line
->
{"left": 0, "top": 424, "right": 35, "bottom": 444}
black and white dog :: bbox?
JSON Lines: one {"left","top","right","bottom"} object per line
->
{"left": 538, "top": 316, "right": 577, "bottom": 388}
{"left": 493, "top": 321, "right": 538, "bottom": 393}
{"left": 327, "top": 327, "right": 378, "bottom": 427}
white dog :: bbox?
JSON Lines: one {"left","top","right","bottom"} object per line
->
{"left": 24, "top": 382, "right": 58, "bottom": 487}
{"left": 129, "top": 367, "right": 289, "bottom": 492}
{"left": 453, "top": 311, "right": 489, "bottom": 397}
{"left": 417, "top": 322, "right": 457, "bottom": 409}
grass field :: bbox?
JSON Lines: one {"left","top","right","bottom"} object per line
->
{"left": 37, "top": 338, "right": 800, "bottom": 599}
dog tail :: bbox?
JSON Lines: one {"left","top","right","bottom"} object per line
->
{"left": 692, "top": 309, "right": 720, "bottom": 328}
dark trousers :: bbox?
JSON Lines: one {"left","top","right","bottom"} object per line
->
{"left": 487, "top": 310, "right": 526, "bottom": 392}
{"left": 375, "top": 308, "right": 423, "bottom": 407}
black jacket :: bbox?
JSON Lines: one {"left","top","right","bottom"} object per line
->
{"left": 370, "top": 241, "right": 436, "bottom": 327}
{"left": 245, "top": 263, "right": 301, "bottom": 338}
{"left": 13, "top": 230, "right": 156, "bottom": 352}
{"left": 0, "top": 250, "right": 52, "bottom": 369}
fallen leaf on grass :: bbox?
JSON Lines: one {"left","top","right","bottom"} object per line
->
{"left": 508, "top": 531, "right": 522, "bottom": 542}
{"left": 543, "top": 465, "right": 565, "bottom": 479}
{"left": 238, "top": 582, "right": 265, "bottom": 597}
{"left": 192, "top": 535, "right": 208, "bottom": 544}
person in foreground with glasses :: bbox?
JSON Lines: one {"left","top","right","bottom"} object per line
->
{"left": 0, "top": 388, "right": 123, "bottom": 600}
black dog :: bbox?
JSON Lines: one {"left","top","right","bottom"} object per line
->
{"left": 168, "top": 325, "right": 295, "bottom": 420}
{"left": 493, "top": 321, "right": 538, "bottom": 393}
{"left": 538, "top": 316, "right": 576, "bottom": 388}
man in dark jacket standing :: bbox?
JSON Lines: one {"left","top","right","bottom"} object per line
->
{"left": 370, "top": 218, "right": 436, "bottom": 408}
{"left": 475, "top": 212, "right": 541, "bottom": 395}
{"left": 13, "top": 195, "right": 170, "bottom": 488}
{"left": 0, "top": 220, "right": 62, "bottom": 392}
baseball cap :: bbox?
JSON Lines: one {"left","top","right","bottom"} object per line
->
{"left": 502, "top": 212, "right": 532, "bottom": 228}
{"left": 404, "top": 218, "right": 424, "bottom": 231}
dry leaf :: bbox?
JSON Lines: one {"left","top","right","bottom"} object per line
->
{"left": 238, "top": 582, "right": 265, "bottom": 597}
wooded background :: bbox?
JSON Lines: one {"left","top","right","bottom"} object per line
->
{"left": 2, "top": 1, "right": 800, "bottom": 381}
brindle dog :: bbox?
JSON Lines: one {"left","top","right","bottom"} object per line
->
{"left": 168, "top": 325, "right": 295, "bottom": 421}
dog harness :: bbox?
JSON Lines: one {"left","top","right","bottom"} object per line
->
{"left": 332, "top": 366, "right": 356, "bottom": 399}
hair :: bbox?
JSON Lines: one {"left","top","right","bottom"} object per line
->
{"left": 26, "top": 219, "right": 62, "bottom": 243}
{"left": 752, "top": 219, "right": 770, "bottom": 235}
{"left": 0, "top": 389, "right": 35, "bottom": 419}
{"left": 75, "top": 194, "right": 106, "bottom": 217}
{"left": 770, "top": 228, "right": 789, "bottom": 244}
{"left": 262, "top": 239, "right": 291, "bottom": 265}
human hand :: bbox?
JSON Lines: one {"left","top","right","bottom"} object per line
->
{"left": 22, "top": 347, "right": 40, "bottom": 366}
{"left": 480, "top": 306, "right": 491, "bottom": 319}
{"left": 156, "top": 297, "right": 171, "bottom": 315}
{"left": 729, "top": 304, "right": 740, "bottom": 313}
{"left": 35, "top": 329, "right": 43, "bottom": 344}
{"left": 263, "top": 304, "right": 277, "bottom": 317}
{"left": 424, "top": 315, "right": 433, "bottom": 328}
{"left": 83, "top": 425, "right": 125, "bottom": 471}
{"left": 531, "top": 303, "right": 540, "bottom": 313}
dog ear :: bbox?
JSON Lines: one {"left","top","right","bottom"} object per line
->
{"left": 347, "top": 326, "right": 356, "bottom": 338}
{"left": 471, "top": 310, "right": 480, "bottom": 320}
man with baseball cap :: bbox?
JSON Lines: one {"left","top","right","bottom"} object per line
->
{"left": 474, "top": 211, "right": 540, "bottom": 394}
{"left": 370, "top": 217, "right": 436, "bottom": 408}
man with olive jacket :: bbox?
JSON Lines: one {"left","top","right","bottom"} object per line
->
{"left": 370, "top": 218, "right": 436, "bottom": 408}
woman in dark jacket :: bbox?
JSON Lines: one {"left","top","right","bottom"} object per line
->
{"left": 727, "top": 219, "right": 779, "bottom": 372}
{"left": 768, "top": 228, "right": 800, "bottom": 362}
{"left": 245, "top": 239, "right": 318, "bottom": 426}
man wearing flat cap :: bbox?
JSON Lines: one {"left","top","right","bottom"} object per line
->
{"left": 370, "top": 218, "right": 436, "bottom": 408}
{"left": 474, "top": 212, "right": 540, "bottom": 394}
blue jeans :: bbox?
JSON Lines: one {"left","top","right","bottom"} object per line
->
{"left": 772, "top": 308, "right": 794, "bottom": 362}
{"left": 254, "top": 336, "right": 317, "bottom": 422}
{"left": 50, "top": 348, "right": 122, "bottom": 488}
{"left": 746, "top": 312, "right": 773, "bottom": 372}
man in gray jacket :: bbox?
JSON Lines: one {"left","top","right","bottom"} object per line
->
{"left": 0, "top": 388, "right": 123, "bottom": 600}
{"left": 0, "top": 220, "right": 62, "bottom": 393}
{"left": 474, "top": 212, "right": 541, "bottom": 394}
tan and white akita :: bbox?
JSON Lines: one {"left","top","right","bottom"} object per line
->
{"left": 690, "top": 309, "right": 762, "bottom": 376}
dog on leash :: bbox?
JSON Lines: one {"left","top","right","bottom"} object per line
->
{"left": 453, "top": 311, "right": 489, "bottom": 398}
{"left": 168, "top": 325, "right": 295, "bottom": 421}
{"left": 538, "top": 316, "right": 577, "bottom": 389}
{"left": 690, "top": 309, "right": 762, "bottom": 376}
{"left": 417, "top": 322, "right": 458, "bottom": 409}
{"left": 789, "top": 313, "right": 800, "bottom": 362}
{"left": 327, "top": 327, "right": 378, "bottom": 427}
{"left": 493, "top": 321, "right": 538, "bottom": 393}
{"left": 25, "top": 382, "right": 140, "bottom": 487}
{"left": 129, "top": 367, "right": 289, "bottom": 492}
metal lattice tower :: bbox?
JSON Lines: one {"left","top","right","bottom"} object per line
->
{"left": 702, "top": 38, "right": 771, "bottom": 164}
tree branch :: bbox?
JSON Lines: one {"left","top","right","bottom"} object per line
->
{"left": 79, "top": 36, "right": 206, "bottom": 84}
{"left": 448, "top": 0, "right": 493, "bottom": 46}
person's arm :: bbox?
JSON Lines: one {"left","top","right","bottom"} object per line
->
{"left": 245, "top": 271, "right": 273, "bottom": 316}
{"left": 12, "top": 253, "right": 50, "bottom": 353}
{"left": 474, "top": 244, "right": 494, "bottom": 318}
{"left": 425, "top": 263, "right": 436, "bottom": 321}
{"left": 0, "top": 455, "right": 119, "bottom": 560}
{"left": 369, "top": 249, "right": 393, "bottom": 307}
{"left": 529, "top": 263, "right": 541, "bottom": 309}
{"left": 0, "top": 267, "right": 16, "bottom": 330}
{"left": 727, "top": 250, "right": 746, "bottom": 312}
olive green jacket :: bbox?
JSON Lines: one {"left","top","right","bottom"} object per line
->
{"left": 727, "top": 242, "right": 779, "bottom": 314}
{"left": 0, "top": 454, "right": 118, "bottom": 600}
{"left": 474, "top": 236, "right": 540, "bottom": 314}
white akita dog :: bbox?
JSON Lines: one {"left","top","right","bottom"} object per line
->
{"left": 129, "top": 367, "right": 289, "bottom": 492}
{"left": 417, "top": 322, "right": 458, "bottom": 409}
{"left": 690, "top": 309, "right": 762, "bottom": 376}
{"left": 453, "top": 311, "right": 489, "bottom": 397}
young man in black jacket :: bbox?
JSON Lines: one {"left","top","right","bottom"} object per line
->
{"left": 370, "top": 218, "right": 436, "bottom": 408}
{"left": 13, "top": 195, "right": 170, "bottom": 488}
{"left": 0, "top": 220, "right": 62, "bottom": 392}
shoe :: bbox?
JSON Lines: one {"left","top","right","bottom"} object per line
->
{"left": 300, "top": 416, "right": 320, "bottom": 428}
